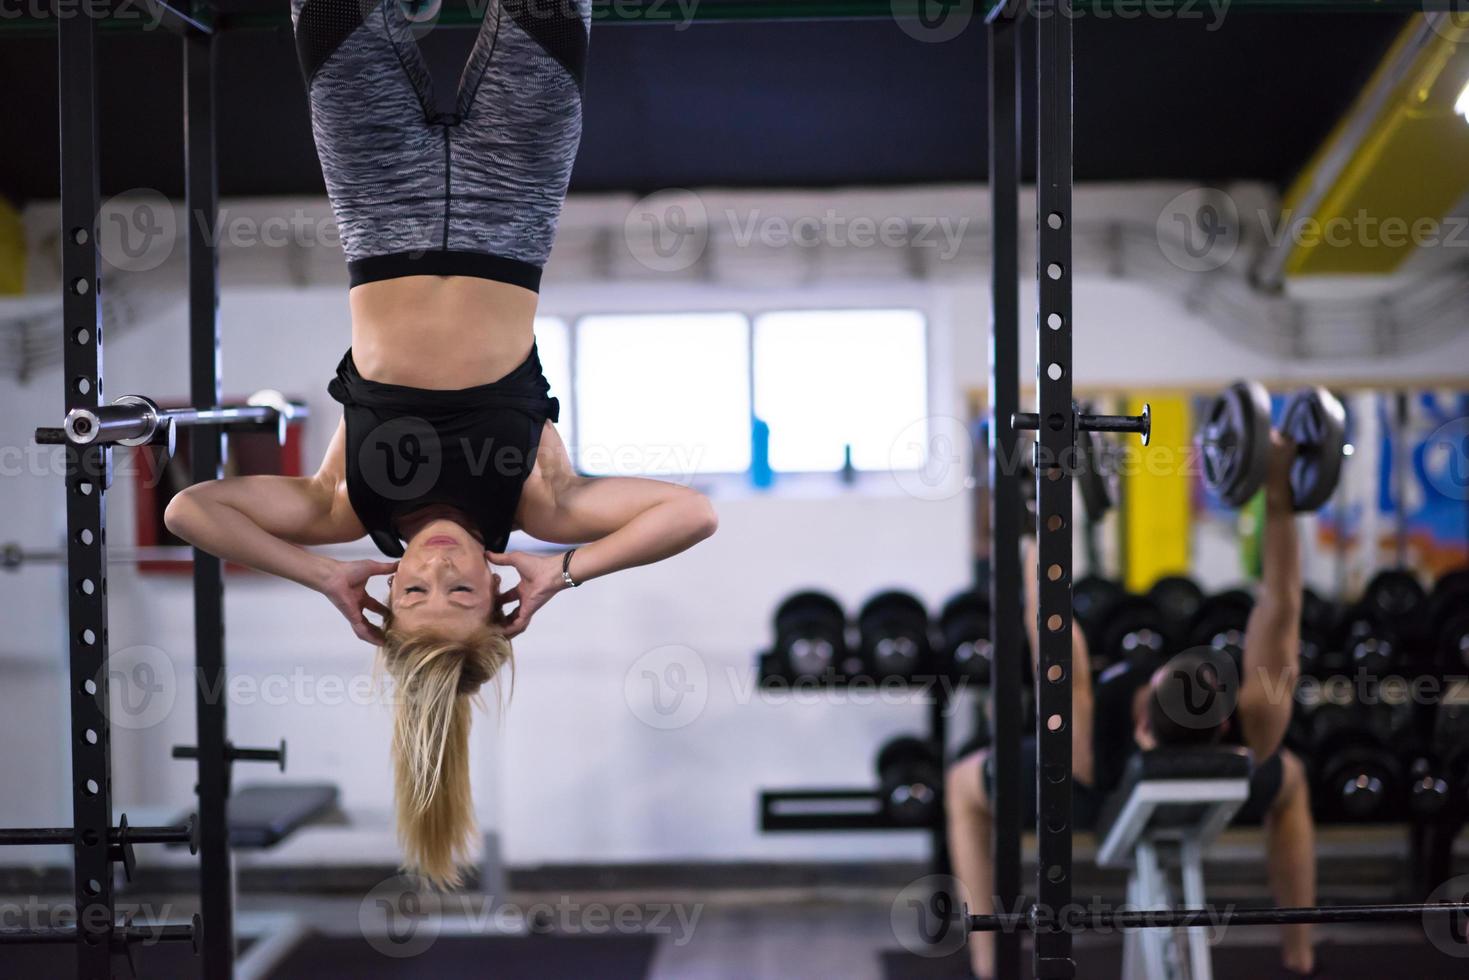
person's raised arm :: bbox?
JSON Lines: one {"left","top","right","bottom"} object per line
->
{"left": 1237, "top": 432, "right": 1303, "bottom": 760}
{"left": 490, "top": 422, "right": 718, "bottom": 637}
{"left": 163, "top": 418, "right": 391, "bottom": 643}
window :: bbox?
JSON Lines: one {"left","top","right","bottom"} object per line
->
{"left": 753, "top": 309, "right": 928, "bottom": 472}
{"left": 575, "top": 313, "right": 752, "bottom": 477}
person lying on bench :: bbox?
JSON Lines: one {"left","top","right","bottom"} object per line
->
{"left": 945, "top": 432, "right": 1318, "bottom": 979}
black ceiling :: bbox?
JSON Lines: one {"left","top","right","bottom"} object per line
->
{"left": 0, "top": 7, "right": 1401, "bottom": 205}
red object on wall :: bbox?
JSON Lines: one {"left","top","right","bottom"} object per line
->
{"left": 131, "top": 400, "right": 307, "bottom": 574}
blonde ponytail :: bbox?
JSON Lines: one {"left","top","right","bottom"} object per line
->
{"left": 379, "top": 621, "right": 512, "bottom": 889}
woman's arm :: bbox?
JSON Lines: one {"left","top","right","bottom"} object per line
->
{"left": 163, "top": 419, "right": 392, "bottom": 643}
{"left": 491, "top": 422, "right": 718, "bottom": 636}
{"left": 1237, "top": 432, "right": 1303, "bottom": 761}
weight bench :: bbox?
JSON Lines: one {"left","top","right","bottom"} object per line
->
{"left": 174, "top": 783, "right": 339, "bottom": 849}
{"left": 1095, "top": 748, "right": 1252, "bottom": 980}
{"left": 227, "top": 783, "right": 339, "bottom": 849}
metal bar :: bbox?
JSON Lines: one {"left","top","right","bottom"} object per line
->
{"left": 1013, "top": 408, "right": 1150, "bottom": 441}
{"left": 0, "top": 922, "right": 199, "bottom": 946}
{"left": 928, "top": 688, "right": 950, "bottom": 876}
{"left": 759, "top": 790, "right": 934, "bottom": 832}
{"left": 185, "top": 27, "right": 235, "bottom": 979}
{"left": 0, "top": 0, "right": 1445, "bottom": 34}
{"left": 986, "top": 11, "right": 1023, "bottom": 980}
{"left": 162, "top": 405, "right": 284, "bottom": 427}
{"left": 0, "top": 824, "right": 194, "bottom": 847}
{"left": 143, "top": 0, "right": 215, "bottom": 34}
{"left": 968, "top": 900, "right": 1469, "bottom": 932}
{"left": 55, "top": 3, "right": 115, "bottom": 976}
{"left": 1034, "top": 0, "right": 1075, "bottom": 976}
{"left": 39, "top": 399, "right": 305, "bottom": 448}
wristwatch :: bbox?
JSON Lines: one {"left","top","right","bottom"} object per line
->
{"left": 561, "top": 549, "right": 579, "bottom": 589}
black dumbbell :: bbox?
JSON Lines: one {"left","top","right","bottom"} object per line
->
{"left": 1407, "top": 756, "right": 1453, "bottom": 821}
{"left": 1432, "top": 696, "right": 1469, "bottom": 812}
{"left": 1073, "top": 575, "right": 1127, "bottom": 671}
{"left": 1310, "top": 701, "right": 1404, "bottom": 823}
{"left": 1187, "top": 589, "right": 1255, "bottom": 668}
{"left": 1097, "top": 594, "right": 1170, "bottom": 672}
{"left": 939, "top": 590, "right": 992, "bottom": 685}
{"left": 771, "top": 591, "right": 849, "bottom": 681}
{"left": 858, "top": 591, "right": 932, "bottom": 680}
{"left": 1362, "top": 569, "right": 1429, "bottom": 648}
{"left": 1428, "top": 570, "right": 1469, "bottom": 675}
{"left": 1331, "top": 605, "right": 1401, "bottom": 678}
{"left": 876, "top": 736, "right": 942, "bottom": 828}
{"left": 1435, "top": 614, "right": 1469, "bottom": 676}
{"left": 1299, "top": 588, "right": 1340, "bottom": 678}
{"left": 1147, "top": 575, "right": 1205, "bottom": 646}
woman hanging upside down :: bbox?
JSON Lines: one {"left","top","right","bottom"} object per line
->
{"left": 165, "top": 0, "right": 717, "bottom": 888}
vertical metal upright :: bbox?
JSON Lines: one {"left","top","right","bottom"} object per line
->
{"left": 184, "top": 27, "right": 235, "bottom": 979}
{"left": 985, "top": 8, "right": 1023, "bottom": 979}
{"left": 1033, "top": 0, "right": 1076, "bottom": 976}
{"left": 56, "top": 4, "right": 115, "bottom": 977}
{"left": 927, "top": 689, "right": 950, "bottom": 876}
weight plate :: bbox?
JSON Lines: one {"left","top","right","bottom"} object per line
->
{"left": 1361, "top": 569, "right": 1427, "bottom": 635}
{"left": 1147, "top": 575, "right": 1206, "bottom": 639}
{"left": 1281, "top": 386, "right": 1347, "bottom": 512}
{"left": 1098, "top": 595, "right": 1169, "bottom": 670}
{"left": 1427, "top": 569, "right": 1469, "bottom": 642}
{"left": 1199, "top": 380, "right": 1272, "bottom": 508}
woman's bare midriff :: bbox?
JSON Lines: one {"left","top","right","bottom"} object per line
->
{"left": 348, "top": 275, "right": 539, "bottom": 389}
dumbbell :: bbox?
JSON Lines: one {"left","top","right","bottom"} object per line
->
{"left": 1428, "top": 569, "right": 1469, "bottom": 675}
{"left": 1096, "top": 594, "right": 1170, "bottom": 673}
{"left": 1147, "top": 575, "right": 1205, "bottom": 647}
{"left": 1073, "top": 575, "right": 1127, "bottom": 672}
{"left": 1198, "top": 381, "right": 1347, "bottom": 510}
{"left": 857, "top": 591, "right": 932, "bottom": 680}
{"left": 1299, "top": 588, "right": 1340, "bottom": 678}
{"left": 1331, "top": 605, "right": 1401, "bottom": 678}
{"left": 1310, "top": 700, "right": 1404, "bottom": 823}
{"left": 939, "top": 590, "right": 992, "bottom": 685}
{"left": 1407, "top": 756, "right": 1453, "bottom": 821}
{"left": 875, "top": 736, "right": 942, "bottom": 827}
{"left": 1186, "top": 589, "right": 1255, "bottom": 668}
{"left": 1361, "top": 569, "right": 1429, "bottom": 651}
{"left": 770, "top": 591, "right": 850, "bottom": 681}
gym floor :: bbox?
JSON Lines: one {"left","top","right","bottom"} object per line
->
{"left": 5, "top": 824, "right": 1466, "bottom": 977}
{"left": 4, "top": 887, "right": 1465, "bottom": 979}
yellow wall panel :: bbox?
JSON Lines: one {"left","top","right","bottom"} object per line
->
{"left": 1122, "top": 394, "right": 1191, "bottom": 594}
{"left": 0, "top": 198, "right": 24, "bottom": 295}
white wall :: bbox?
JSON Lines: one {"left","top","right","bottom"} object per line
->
{"left": 2, "top": 183, "right": 1466, "bottom": 868}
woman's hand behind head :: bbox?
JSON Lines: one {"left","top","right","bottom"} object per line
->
{"left": 318, "top": 558, "right": 397, "bottom": 644}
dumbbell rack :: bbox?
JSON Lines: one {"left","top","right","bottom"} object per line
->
{"left": 754, "top": 669, "right": 954, "bottom": 878}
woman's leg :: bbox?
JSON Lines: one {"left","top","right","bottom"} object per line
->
{"left": 291, "top": 0, "right": 443, "bottom": 265}
{"left": 449, "top": 0, "right": 591, "bottom": 269}
{"left": 946, "top": 750, "right": 996, "bottom": 980}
